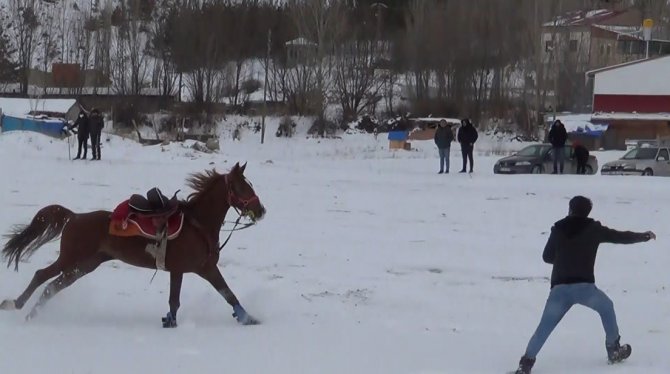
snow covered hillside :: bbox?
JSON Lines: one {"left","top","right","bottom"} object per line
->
{"left": 0, "top": 130, "right": 668, "bottom": 374}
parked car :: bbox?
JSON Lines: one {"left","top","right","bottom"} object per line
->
{"left": 493, "top": 144, "right": 598, "bottom": 175}
{"left": 601, "top": 145, "right": 670, "bottom": 176}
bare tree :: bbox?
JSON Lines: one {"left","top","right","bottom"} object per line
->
{"left": 7, "top": 0, "right": 39, "bottom": 94}
{"left": 289, "top": 0, "right": 347, "bottom": 125}
{"left": 36, "top": 4, "right": 60, "bottom": 94}
{"left": 0, "top": 13, "right": 20, "bottom": 92}
{"left": 332, "top": 38, "right": 385, "bottom": 122}
{"left": 402, "top": 0, "right": 433, "bottom": 101}
{"left": 109, "top": 0, "right": 151, "bottom": 95}
{"left": 147, "top": 0, "right": 178, "bottom": 97}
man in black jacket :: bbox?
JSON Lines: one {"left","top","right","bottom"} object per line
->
{"left": 434, "top": 120, "right": 454, "bottom": 174}
{"left": 88, "top": 108, "right": 104, "bottom": 160}
{"left": 71, "top": 111, "right": 90, "bottom": 160}
{"left": 548, "top": 120, "right": 568, "bottom": 174}
{"left": 457, "top": 118, "right": 478, "bottom": 173}
{"left": 514, "top": 196, "right": 655, "bottom": 374}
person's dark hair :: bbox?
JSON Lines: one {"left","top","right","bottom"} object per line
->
{"left": 569, "top": 196, "right": 592, "bottom": 217}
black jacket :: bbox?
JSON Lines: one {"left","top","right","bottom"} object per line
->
{"left": 457, "top": 122, "right": 478, "bottom": 145}
{"left": 89, "top": 113, "right": 104, "bottom": 134}
{"left": 548, "top": 124, "right": 567, "bottom": 147}
{"left": 574, "top": 144, "right": 589, "bottom": 162}
{"left": 434, "top": 126, "right": 454, "bottom": 148}
{"left": 72, "top": 113, "right": 90, "bottom": 138}
{"left": 543, "top": 216, "right": 651, "bottom": 288}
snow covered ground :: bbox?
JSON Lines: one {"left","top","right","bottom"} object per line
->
{"left": 0, "top": 128, "right": 669, "bottom": 374}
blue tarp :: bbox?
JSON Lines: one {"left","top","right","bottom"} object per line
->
{"left": 568, "top": 123, "right": 609, "bottom": 137}
{"left": 1, "top": 115, "right": 66, "bottom": 138}
{"left": 388, "top": 131, "right": 408, "bottom": 141}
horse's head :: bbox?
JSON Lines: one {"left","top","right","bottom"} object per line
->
{"left": 226, "top": 162, "right": 266, "bottom": 222}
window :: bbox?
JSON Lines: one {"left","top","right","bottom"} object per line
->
{"left": 569, "top": 39, "right": 578, "bottom": 52}
{"left": 622, "top": 148, "right": 659, "bottom": 160}
{"left": 518, "top": 145, "right": 547, "bottom": 157}
{"left": 545, "top": 40, "right": 553, "bottom": 52}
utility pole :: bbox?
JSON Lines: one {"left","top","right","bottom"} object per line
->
{"left": 553, "top": 0, "right": 563, "bottom": 122}
{"left": 261, "top": 28, "right": 272, "bottom": 144}
{"left": 643, "top": 19, "right": 653, "bottom": 59}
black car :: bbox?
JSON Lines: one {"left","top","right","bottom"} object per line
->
{"left": 494, "top": 144, "right": 598, "bottom": 175}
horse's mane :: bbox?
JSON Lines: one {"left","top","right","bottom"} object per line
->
{"left": 183, "top": 169, "right": 225, "bottom": 207}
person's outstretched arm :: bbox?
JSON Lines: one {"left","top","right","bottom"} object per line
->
{"left": 598, "top": 222, "right": 655, "bottom": 244}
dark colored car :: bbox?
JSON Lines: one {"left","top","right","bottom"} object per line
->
{"left": 494, "top": 144, "right": 598, "bottom": 175}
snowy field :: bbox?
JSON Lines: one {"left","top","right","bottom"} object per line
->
{"left": 0, "top": 128, "right": 669, "bottom": 374}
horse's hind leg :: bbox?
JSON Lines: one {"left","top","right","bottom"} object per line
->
{"left": 0, "top": 261, "right": 63, "bottom": 310}
{"left": 25, "top": 253, "right": 110, "bottom": 321}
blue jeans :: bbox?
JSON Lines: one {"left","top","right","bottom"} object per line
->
{"left": 524, "top": 283, "right": 619, "bottom": 359}
{"left": 439, "top": 147, "right": 450, "bottom": 172}
{"left": 552, "top": 146, "right": 565, "bottom": 173}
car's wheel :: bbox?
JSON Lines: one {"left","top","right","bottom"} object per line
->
{"left": 643, "top": 168, "right": 654, "bottom": 176}
{"left": 531, "top": 165, "right": 543, "bottom": 174}
{"left": 585, "top": 165, "right": 594, "bottom": 175}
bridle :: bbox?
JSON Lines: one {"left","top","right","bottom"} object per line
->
{"left": 217, "top": 175, "right": 260, "bottom": 251}
{"left": 225, "top": 174, "right": 260, "bottom": 216}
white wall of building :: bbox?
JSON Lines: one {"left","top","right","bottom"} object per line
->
{"left": 594, "top": 55, "right": 670, "bottom": 95}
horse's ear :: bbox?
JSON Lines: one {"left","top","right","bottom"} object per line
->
{"left": 241, "top": 162, "right": 247, "bottom": 174}
{"left": 232, "top": 162, "right": 240, "bottom": 173}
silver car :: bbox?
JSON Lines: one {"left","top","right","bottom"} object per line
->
{"left": 601, "top": 146, "right": 670, "bottom": 176}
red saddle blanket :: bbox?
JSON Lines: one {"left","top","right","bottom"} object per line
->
{"left": 109, "top": 200, "right": 184, "bottom": 240}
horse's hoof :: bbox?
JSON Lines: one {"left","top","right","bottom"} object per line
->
{"left": 161, "top": 312, "right": 177, "bottom": 328}
{"left": 242, "top": 315, "right": 260, "bottom": 325}
{"left": 0, "top": 299, "right": 17, "bottom": 310}
{"left": 234, "top": 312, "right": 260, "bottom": 325}
{"left": 232, "top": 304, "right": 259, "bottom": 325}
{"left": 25, "top": 310, "right": 37, "bottom": 321}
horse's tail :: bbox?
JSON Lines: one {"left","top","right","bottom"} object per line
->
{"left": 2, "top": 205, "right": 74, "bottom": 271}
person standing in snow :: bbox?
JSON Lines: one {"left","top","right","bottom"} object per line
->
{"left": 573, "top": 141, "right": 590, "bottom": 175}
{"left": 547, "top": 120, "right": 568, "bottom": 174}
{"left": 434, "top": 119, "right": 454, "bottom": 174}
{"left": 70, "top": 111, "right": 90, "bottom": 160}
{"left": 513, "top": 196, "right": 656, "bottom": 374}
{"left": 457, "top": 118, "right": 478, "bottom": 173}
{"left": 88, "top": 108, "right": 104, "bottom": 160}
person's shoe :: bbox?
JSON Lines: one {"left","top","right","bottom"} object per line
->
{"left": 514, "top": 356, "right": 535, "bottom": 374}
{"left": 607, "top": 336, "right": 631, "bottom": 364}
{"left": 438, "top": 170, "right": 444, "bottom": 174}
{"left": 459, "top": 170, "right": 466, "bottom": 173}
{"left": 73, "top": 156, "right": 80, "bottom": 160}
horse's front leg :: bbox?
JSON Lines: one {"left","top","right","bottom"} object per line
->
{"left": 197, "top": 264, "right": 259, "bottom": 325}
{"left": 162, "top": 272, "right": 183, "bottom": 328}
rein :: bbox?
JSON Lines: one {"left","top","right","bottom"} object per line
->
{"left": 217, "top": 175, "right": 259, "bottom": 251}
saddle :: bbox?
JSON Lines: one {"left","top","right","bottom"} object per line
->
{"left": 109, "top": 188, "right": 184, "bottom": 241}
{"left": 129, "top": 187, "right": 179, "bottom": 216}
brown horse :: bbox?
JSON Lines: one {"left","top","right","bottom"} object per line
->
{"left": 0, "top": 162, "right": 266, "bottom": 327}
